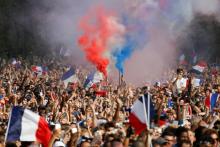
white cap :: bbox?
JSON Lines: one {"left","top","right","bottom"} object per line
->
{"left": 53, "top": 141, "right": 65, "bottom": 147}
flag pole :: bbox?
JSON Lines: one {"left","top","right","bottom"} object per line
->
{"left": 142, "top": 95, "right": 151, "bottom": 147}
{"left": 148, "top": 93, "right": 150, "bottom": 128}
{"left": 142, "top": 95, "right": 149, "bottom": 129}
{"left": 148, "top": 92, "right": 153, "bottom": 147}
{"left": 5, "top": 107, "right": 13, "bottom": 143}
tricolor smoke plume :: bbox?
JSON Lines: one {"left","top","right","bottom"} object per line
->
{"left": 78, "top": 7, "right": 111, "bottom": 77}
{"left": 25, "top": 0, "right": 220, "bottom": 85}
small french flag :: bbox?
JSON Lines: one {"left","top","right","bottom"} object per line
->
{"left": 192, "top": 61, "right": 207, "bottom": 74}
{"left": 61, "top": 67, "right": 78, "bottom": 87}
{"left": 205, "top": 93, "right": 218, "bottom": 110}
{"left": 32, "top": 66, "right": 43, "bottom": 73}
{"left": 179, "top": 54, "right": 188, "bottom": 65}
{"left": 84, "top": 71, "right": 103, "bottom": 88}
{"left": 32, "top": 66, "right": 47, "bottom": 75}
{"left": 129, "top": 94, "right": 155, "bottom": 134}
{"left": 12, "top": 59, "right": 21, "bottom": 69}
{"left": 5, "top": 106, "right": 51, "bottom": 147}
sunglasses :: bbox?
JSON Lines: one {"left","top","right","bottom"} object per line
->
{"left": 81, "top": 136, "right": 93, "bottom": 143}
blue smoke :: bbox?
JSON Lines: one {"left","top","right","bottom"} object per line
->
{"left": 112, "top": 13, "right": 150, "bottom": 74}
{"left": 113, "top": 37, "right": 135, "bottom": 74}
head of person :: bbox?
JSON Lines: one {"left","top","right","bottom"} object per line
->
{"left": 176, "top": 127, "right": 189, "bottom": 143}
{"left": 110, "top": 139, "right": 123, "bottom": 147}
{"left": 38, "top": 106, "right": 46, "bottom": 117}
{"left": 162, "top": 130, "right": 176, "bottom": 147}
{"left": 217, "top": 85, "right": 220, "bottom": 93}
{"left": 131, "top": 141, "right": 145, "bottom": 147}
{"left": 177, "top": 68, "right": 184, "bottom": 78}
{"left": 53, "top": 140, "right": 65, "bottom": 147}
{"left": 204, "top": 129, "right": 219, "bottom": 147}
{"left": 188, "top": 130, "right": 196, "bottom": 145}
{"left": 199, "top": 136, "right": 215, "bottom": 147}
{"left": 152, "top": 137, "right": 168, "bottom": 147}
{"left": 80, "top": 141, "right": 91, "bottom": 147}
{"left": 178, "top": 140, "right": 192, "bottom": 147}
{"left": 79, "top": 136, "right": 93, "bottom": 147}
{"left": 205, "top": 89, "right": 212, "bottom": 97}
{"left": 194, "top": 126, "right": 207, "bottom": 145}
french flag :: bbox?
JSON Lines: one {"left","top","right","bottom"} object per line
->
{"left": 129, "top": 94, "right": 155, "bottom": 134}
{"left": 179, "top": 54, "right": 188, "bottom": 65}
{"left": 84, "top": 72, "right": 103, "bottom": 88}
{"left": 6, "top": 106, "right": 51, "bottom": 147}
{"left": 192, "top": 62, "right": 206, "bottom": 74}
{"left": 192, "top": 64, "right": 206, "bottom": 74}
{"left": 12, "top": 59, "right": 22, "bottom": 69}
{"left": 61, "top": 67, "right": 78, "bottom": 87}
{"left": 32, "top": 66, "right": 48, "bottom": 75}
{"left": 95, "top": 91, "right": 107, "bottom": 97}
{"left": 205, "top": 93, "right": 218, "bottom": 110}
{"left": 192, "top": 49, "right": 197, "bottom": 64}
{"left": 32, "top": 66, "right": 43, "bottom": 73}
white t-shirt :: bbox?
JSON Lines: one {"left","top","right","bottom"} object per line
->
{"left": 173, "top": 77, "right": 187, "bottom": 94}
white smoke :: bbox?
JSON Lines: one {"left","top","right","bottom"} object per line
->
{"left": 27, "top": 0, "right": 220, "bottom": 85}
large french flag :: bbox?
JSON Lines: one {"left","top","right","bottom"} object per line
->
{"left": 84, "top": 71, "right": 103, "bottom": 88}
{"left": 6, "top": 106, "right": 51, "bottom": 147}
{"left": 61, "top": 67, "right": 78, "bottom": 87}
{"left": 205, "top": 93, "right": 219, "bottom": 110}
{"left": 129, "top": 94, "right": 155, "bottom": 134}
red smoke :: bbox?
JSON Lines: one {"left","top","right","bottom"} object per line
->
{"left": 159, "top": 0, "right": 168, "bottom": 10}
{"left": 78, "top": 7, "right": 115, "bottom": 77}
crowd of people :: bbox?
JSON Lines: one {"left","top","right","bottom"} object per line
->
{"left": 0, "top": 56, "right": 220, "bottom": 147}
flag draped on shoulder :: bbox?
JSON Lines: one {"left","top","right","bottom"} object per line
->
{"left": 6, "top": 106, "right": 51, "bottom": 147}
{"left": 61, "top": 67, "right": 78, "bottom": 87}
{"left": 129, "top": 94, "right": 155, "bottom": 134}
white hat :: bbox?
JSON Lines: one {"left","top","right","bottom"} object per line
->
{"left": 53, "top": 141, "right": 65, "bottom": 147}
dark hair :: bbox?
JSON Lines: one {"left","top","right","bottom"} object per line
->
{"left": 214, "top": 120, "right": 220, "bottom": 131}
{"left": 5, "top": 142, "right": 17, "bottom": 147}
{"left": 204, "top": 129, "right": 218, "bottom": 138}
{"left": 102, "top": 141, "right": 111, "bottom": 147}
{"left": 177, "top": 68, "right": 183, "bottom": 74}
{"left": 78, "top": 136, "right": 93, "bottom": 146}
{"left": 178, "top": 140, "right": 192, "bottom": 147}
{"left": 195, "top": 126, "right": 207, "bottom": 143}
{"left": 131, "top": 141, "right": 145, "bottom": 147}
{"left": 162, "top": 130, "right": 175, "bottom": 138}
{"left": 175, "top": 127, "right": 188, "bottom": 138}
{"left": 200, "top": 136, "right": 215, "bottom": 145}
{"left": 110, "top": 139, "right": 123, "bottom": 147}
{"left": 162, "top": 127, "right": 176, "bottom": 137}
